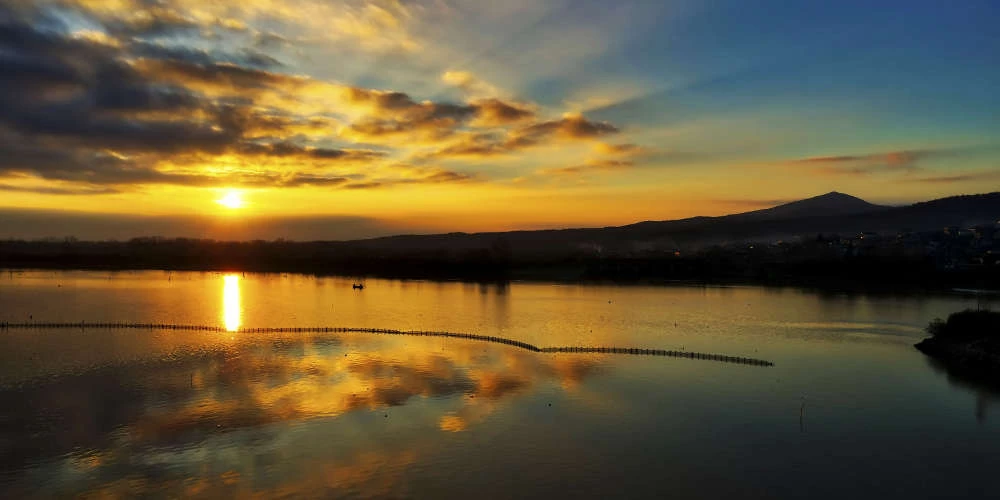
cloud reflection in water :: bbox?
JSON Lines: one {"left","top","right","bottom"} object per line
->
{"left": 0, "top": 330, "right": 604, "bottom": 497}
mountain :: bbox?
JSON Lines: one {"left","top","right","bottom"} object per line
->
{"left": 338, "top": 192, "right": 1000, "bottom": 256}
{"left": 737, "top": 191, "right": 887, "bottom": 220}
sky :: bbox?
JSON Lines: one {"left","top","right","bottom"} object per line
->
{"left": 1, "top": 0, "right": 998, "bottom": 240}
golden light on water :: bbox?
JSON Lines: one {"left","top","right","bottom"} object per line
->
{"left": 222, "top": 274, "right": 241, "bottom": 332}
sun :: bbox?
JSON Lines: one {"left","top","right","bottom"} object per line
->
{"left": 216, "top": 190, "right": 244, "bottom": 209}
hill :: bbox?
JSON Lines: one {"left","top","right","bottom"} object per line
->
{"left": 736, "top": 191, "right": 887, "bottom": 220}
{"left": 338, "top": 192, "right": 998, "bottom": 257}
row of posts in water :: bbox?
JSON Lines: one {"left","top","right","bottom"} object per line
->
{"left": 0, "top": 321, "right": 774, "bottom": 367}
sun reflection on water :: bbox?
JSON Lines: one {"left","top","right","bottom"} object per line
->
{"left": 222, "top": 274, "right": 241, "bottom": 332}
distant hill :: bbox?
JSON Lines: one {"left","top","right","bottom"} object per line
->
{"left": 2, "top": 191, "right": 997, "bottom": 286}
{"left": 736, "top": 191, "right": 887, "bottom": 220}
{"left": 338, "top": 192, "right": 1000, "bottom": 257}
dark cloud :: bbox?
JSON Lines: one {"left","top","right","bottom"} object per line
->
{"left": 342, "top": 87, "right": 481, "bottom": 143}
{"left": 343, "top": 89, "right": 544, "bottom": 144}
{"left": 130, "top": 41, "right": 283, "bottom": 69}
{"left": 471, "top": 98, "right": 534, "bottom": 125}
{"left": 425, "top": 113, "right": 619, "bottom": 159}
{"left": 346, "top": 87, "right": 422, "bottom": 111}
{"left": 0, "top": 5, "right": 388, "bottom": 190}
{"left": 521, "top": 114, "right": 619, "bottom": 140}
{"left": 0, "top": 2, "right": 624, "bottom": 195}
{"left": 104, "top": 7, "right": 199, "bottom": 39}
{"left": 0, "top": 50, "right": 82, "bottom": 93}
{"left": 0, "top": 11, "right": 240, "bottom": 156}
{"left": 135, "top": 58, "right": 297, "bottom": 92}
{"left": 234, "top": 141, "right": 385, "bottom": 162}
{"left": 254, "top": 31, "right": 291, "bottom": 49}
{"left": 0, "top": 133, "right": 154, "bottom": 183}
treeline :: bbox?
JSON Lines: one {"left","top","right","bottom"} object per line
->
{"left": 0, "top": 238, "right": 515, "bottom": 279}
{"left": 1, "top": 237, "right": 997, "bottom": 289}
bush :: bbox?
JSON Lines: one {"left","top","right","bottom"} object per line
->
{"left": 927, "top": 309, "right": 1000, "bottom": 340}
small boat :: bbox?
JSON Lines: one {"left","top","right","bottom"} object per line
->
{"left": 352, "top": 283, "right": 365, "bottom": 290}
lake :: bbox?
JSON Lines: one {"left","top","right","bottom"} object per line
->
{"left": 1, "top": 270, "right": 998, "bottom": 498}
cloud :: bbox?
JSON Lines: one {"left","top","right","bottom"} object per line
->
{"left": 593, "top": 142, "right": 651, "bottom": 156}
{"left": 0, "top": 6, "right": 388, "bottom": 190}
{"left": 0, "top": 182, "right": 120, "bottom": 195}
{"left": 103, "top": 6, "right": 200, "bottom": 38}
{"left": 520, "top": 113, "right": 619, "bottom": 140}
{"left": 0, "top": 1, "right": 627, "bottom": 195}
{"left": 441, "top": 70, "right": 501, "bottom": 99}
{"left": 339, "top": 89, "right": 539, "bottom": 144}
{"left": 130, "top": 41, "right": 283, "bottom": 70}
{"left": 424, "top": 114, "right": 620, "bottom": 159}
{"left": 234, "top": 141, "right": 384, "bottom": 162}
{"left": 471, "top": 98, "right": 535, "bottom": 126}
{"left": 539, "top": 159, "right": 633, "bottom": 176}
{"left": 254, "top": 31, "right": 291, "bottom": 49}
{"left": 420, "top": 133, "right": 511, "bottom": 158}
{"left": 905, "top": 171, "right": 1000, "bottom": 184}
{"left": 342, "top": 166, "right": 477, "bottom": 189}
{"left": 134, "top": 58, "right": 299, "bottom": 94}
{"left": 325, "top": 0, "right": 421, "bottom": 53}
{"left": 61, "top": 0, "right": 423, "bottom": 58}
{"left": 792, "top": 150, "right": 927, "bottom": 176}
{"left": 338, "top": 87, "right": 479, "bottom": 143}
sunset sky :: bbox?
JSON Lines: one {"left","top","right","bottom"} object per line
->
{"left": 1, "top": 0, "right": 998, "bottom": 240}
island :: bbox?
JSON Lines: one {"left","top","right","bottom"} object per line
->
{"left": 916, "top": 309, "right": 1000, "bottom": 376}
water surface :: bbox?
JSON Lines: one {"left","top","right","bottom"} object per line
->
{"left": 0, "top": 270, "right": 997, "bottom": 498}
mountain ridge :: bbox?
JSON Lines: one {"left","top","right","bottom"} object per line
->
{"left": 736, "top": 191, "right": 887, "bottom": 220}
{"left": 339, "top": 192, "right": 1000, "bottom": 254}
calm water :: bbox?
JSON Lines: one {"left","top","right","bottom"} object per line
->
{"left": 0, "top": 270, "right": 998, "bottom": 498}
